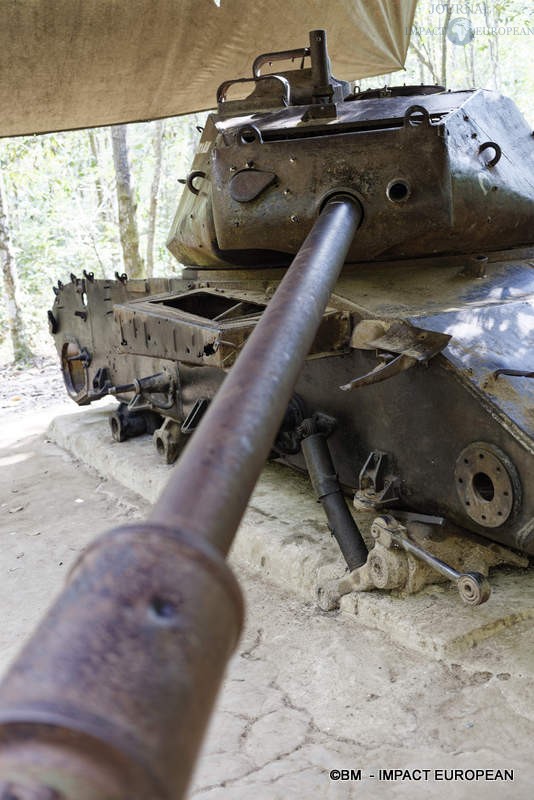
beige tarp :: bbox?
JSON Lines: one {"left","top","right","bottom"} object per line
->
{"left": 0, "top": 0, "right": 417, "bottom": 137}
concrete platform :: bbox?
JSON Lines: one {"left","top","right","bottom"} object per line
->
{"left": 49, "top": 405, "right": 534, "bottom": 661}
{"left": 3, "top": 403, "right": 534, "bottom": 797}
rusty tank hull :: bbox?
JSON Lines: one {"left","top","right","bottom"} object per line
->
{"left": 49, "top": 29, "right": 534, "bottom": 573}
{"left": 50, "top": 255, "right": 534, "bottom": 558}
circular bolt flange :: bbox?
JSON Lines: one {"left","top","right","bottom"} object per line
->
{"left": 454, "top": 442, "right": 520, "bottom": 528}
{"left": 457, "top": 572, "right": 491, "bottom": 606}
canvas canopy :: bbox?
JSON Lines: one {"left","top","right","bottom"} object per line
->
{"left": 0, "top": 0, "right": 417, "bottom": 137}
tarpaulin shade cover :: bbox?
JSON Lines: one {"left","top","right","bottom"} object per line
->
{"left": 0, "top": 0, "right": 418, "bottom": 137}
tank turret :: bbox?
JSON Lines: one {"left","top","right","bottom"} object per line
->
{"left": 168, "top": 31, "right": 534, "bottom": 267}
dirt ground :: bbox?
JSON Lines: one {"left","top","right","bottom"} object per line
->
{"left": 1, "top": 361, "right": 534, "bottom": 798}
{"left": 0, "top": 355, "right": 65, "bottom": 414}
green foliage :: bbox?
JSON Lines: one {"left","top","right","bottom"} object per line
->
{"left": 0, "top": 113, "right": 205, "bottom": 359}
{"left": 357, "top": 0, "right": 534, "bottom": 124}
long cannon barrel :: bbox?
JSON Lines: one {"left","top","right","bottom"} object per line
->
{"left": 0, "top": 195, "right": 362, "bottom": 799}
{"left": 150, "top": 195, "right": 362, "bottom": 554}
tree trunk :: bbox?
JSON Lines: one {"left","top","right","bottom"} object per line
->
{"left": 110, "top": 124, "right": 144, "bottom": 278}
{"left": 484, "top": 5, "right": 501, "bottom": 90}
{"left": 145, "top": 120, "right": 165, "bottom": 278}
{"left": 88, "top": 130, "right": 105, "bottom": 215}
{"left": 0, "top": 173, "right": 32, "bottom": 362}
{"left": 463, "top": 10, "right": 476, "bottom": 87}
{"left": 412, "top": 38, "right": 440, "bottom": 84}
{"left": 440, "top": 7, "right": 452, "bottom": 87}
{"left": 411, "top": 13, "right": 440, "bottom": 86}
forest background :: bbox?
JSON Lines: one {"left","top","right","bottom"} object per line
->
{"left": 1, "top": 0, "right": 533, "bottom": 363}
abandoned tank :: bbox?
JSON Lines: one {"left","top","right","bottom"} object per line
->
{"left": 49, "top": 30, "right": 534, "bottom": 605}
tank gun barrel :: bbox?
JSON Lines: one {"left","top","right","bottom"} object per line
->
{"left": 150, "top": 195, "right": 362, "bottom": 555}
{"left": 0, "top": 196, "right": 362, "bottom": 798}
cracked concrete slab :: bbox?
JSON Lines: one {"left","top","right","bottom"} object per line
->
{"left": 191, "top": 578, "right": 534, "bottom": 799}
{"left": 49, "top": 405, "right": 534, "bottom": 660}
{"left": 2, "top": 405, "right": 534, "bottom": 798}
